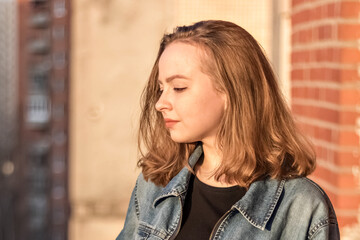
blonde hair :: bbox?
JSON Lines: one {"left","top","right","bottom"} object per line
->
{"left": 138, "top": 20, "right": 316, "bottom": 188}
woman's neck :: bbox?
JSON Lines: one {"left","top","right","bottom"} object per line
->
{"left": 195, "top": 141, "right": 237, "bottom": 188}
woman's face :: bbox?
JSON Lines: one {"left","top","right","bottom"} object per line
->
{"left": 155, "top": 42, "right": 226, "bottom": 145}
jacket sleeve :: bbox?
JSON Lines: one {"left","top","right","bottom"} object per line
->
{"left": 116, "top": 181, "right": 139, "bottom": 240}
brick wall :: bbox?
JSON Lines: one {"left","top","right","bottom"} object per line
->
{"left": 291, "top": 0, "right": 360, "bottom": 228}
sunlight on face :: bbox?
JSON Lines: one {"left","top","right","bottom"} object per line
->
{"left": 155, "top": 42, "right": 226, "bottom": 146}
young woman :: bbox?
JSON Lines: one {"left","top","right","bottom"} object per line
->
{"left": 117, "top": 20, "right": 340, "bottom": 240}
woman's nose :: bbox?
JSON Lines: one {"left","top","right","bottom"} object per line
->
{"left": 155, "top": 91, "right": 172, "bottom": 112}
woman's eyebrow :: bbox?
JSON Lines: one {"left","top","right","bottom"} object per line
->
{"left": 158, "top": 74, "right": 190, "bottom": 84}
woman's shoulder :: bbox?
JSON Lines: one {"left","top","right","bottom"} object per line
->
{"left": 279, "top": 177, "right": 340, "bottom": 238}
{"left": 134, "top": 173, "right": 165, "bottom": 195}
{"left": 284, "top": 177, "right": 330, "bottom": 201}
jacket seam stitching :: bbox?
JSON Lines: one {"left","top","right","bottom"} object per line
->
{"left": 138, "top": 221, "right": 168, "bottom": 239}
{"left": 308, "top": 218, "right": 331, "bottom": 240}
{"left": 212, "top": 211, "right": 233, "bottom": 239}
{"left": 134, "top": 180, "right": 140, "bottom": 218}
{"left": 262, "top": 179, "right": 285, "bottom": 228}
{"left": 236, "top": 179, "right": 285, "bottom": 230}
{"left": 304, "top": 178, "right": 325, "bottom": 195}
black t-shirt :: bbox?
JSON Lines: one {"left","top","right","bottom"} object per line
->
{"left": 175, "top": 174, "right": 246, "bottom": 240}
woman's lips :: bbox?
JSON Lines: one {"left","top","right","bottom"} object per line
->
{"left": 164, "top": 118, "right": 179, "bottom": 128}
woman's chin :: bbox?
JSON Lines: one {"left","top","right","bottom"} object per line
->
{"left": 169, "top": 135, "right": 198, "bottom": 144}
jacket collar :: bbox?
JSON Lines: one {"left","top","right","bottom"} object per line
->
{"left": 153, "top": 143, "right": 285, "bottom": 231}
{"left": 233, "top": 178, "right": 285, "bottom": 230}
{"left": 153, "top": 143, "right": 203, "bottom": 206}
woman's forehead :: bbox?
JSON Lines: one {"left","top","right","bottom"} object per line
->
{"left": 158, "top": 42, "right": 205, "bottom": 79}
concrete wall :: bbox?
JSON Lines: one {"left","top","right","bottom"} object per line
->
{"left": 70, "top": 1, "right": 174, "bottom": 239}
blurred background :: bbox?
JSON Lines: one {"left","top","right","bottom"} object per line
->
{"left": 0, "top": 0, "right": 359, "bottom": 239}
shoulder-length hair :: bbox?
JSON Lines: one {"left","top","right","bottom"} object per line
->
{"left": 138, "top": 20, "right": 316, "bottom": 188}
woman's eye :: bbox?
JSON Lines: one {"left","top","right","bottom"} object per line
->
{"left": 174, "top": 87, "right": 187, "bottom": 92}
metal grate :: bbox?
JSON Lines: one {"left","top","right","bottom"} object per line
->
{"left": 26, "top": 94, "right": 51, "bottom": 128}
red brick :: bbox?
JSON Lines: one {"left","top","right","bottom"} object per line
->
{"left": 320, "top": 189, "right": 360, "bottom": 228}
{"left": 313, "top": 145, "right": 360, "bottom": 168}
{"left": 318, "top": 24, "right": 333, "bottom": 40}
{"left": 313, "top": 144, "right": 321, "bottom": 156}
{"left": 338, "top": 174, "right": 358, "bottom": 189}
{"left": 315, "top": 145, "right": 334, "bottom": 162}
{"left": 291, "top": 12, "right": 301, "bottom": 26}
{"left": 291, "top": 69, "right": 304, "bottom": 80}
{"left": 339, "top": 110, "right": 359, "bottom": 125}
{"left": 304, "top": 121, "right": 316, "bottom": 136}
{"left": 314, "top": 48, "right": 324, "bottom": 62}
{"left": 325, "top": 68, "right": 340, "bottom": 82}
{"left": 291, "top": 50, "right": 310, "bottom": 63}
{"left": 310, "top": 67, "right": 326, "bottom": 81}
{"left": 337, "top": 216, "right": 358, "bottom": 228}
{"left": 292, "top": 0, "right": 307, "bottom": 8}
{"left": 340, "top": 48, "right": 360, "bottom": 63}
{"left": 291, "top": 32, "right": 299, "bottom": 45}
{"left": 335, "top": 150, "right": 360, "bottom": 167}
{"left": 340, "top": 88, "right": 360, "bottom": 105}
{"left": 336, "top": 194, "right": 360, "bottom": 209}
{"left": 292, "top": 9, "right": 312, "bottom": 26}
{"left": 340, "top": 1, "right": 360, "bottom": 18}
{"left": 315, "top": 125, "right": 334, "bottom": 142}
{"left": 338, "top": 24, "right": 360, "bottom": 40}
{"left": 292, "top": 104, "right": 359, "bottom": 125}
{"left": 292, "top": 103, "right": 340, "bottom": 123}
{"left": 318, "top": 107, "right": 338, "bottom": 123}
{"left": 324, "top": 88, "right": 339, "bottom": 104}
{"left": 292, "top": 86, "right": 340, "bottom": 104}
{"left": 291, "top": 103, "right": 304, "bottom": 115}
{"left": 314, "top": 48, "right": 339, "bottom": 62}
{"left": 310, "top": 87, "right": 320, "bottom": 99}
{"left": 312, "top": 166, "right": 359, "bottom": 190}
{"left": 297, "top": 28, "right": 313, "bottom": 43}
{"left": 326, "top": 3, "right": 336, "bottom": 18}
{"left": 310, "top": 6, "right": 321, "bottom": 21}
{"left": 292, "top": 10, "right": 310, "bottom": 26}
{"left": 311, "top": 167, "right": 336, "bottom": 187}
{"left": 291, "top": 87, "right": 303, "bottom": 99}
{"left": 339, "top": 69, "right": 360, "bottom": 82}
{"left": 309, "top": 175, "right": 360, "bottom": 213}
{"left": 291, "top": 52, "right": 297, "bottom": 63}
{"left": 339, "top": 129, "right": 359, "bottom": 146}
{"left": 322, "top": 48, "right": 331, "bottom": 62}
{"left": 303, "top": 68, "right": 311, "bottom": 80}
{"left": 312, "top": 26, "right": 319, "bottom": 41}
{"left": 330, "top": 48, "right": 341, "bottom": 62}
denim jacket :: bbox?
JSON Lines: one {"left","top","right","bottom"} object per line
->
{"left": 117, "top": 145, "right": 340, "bottom": 240}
